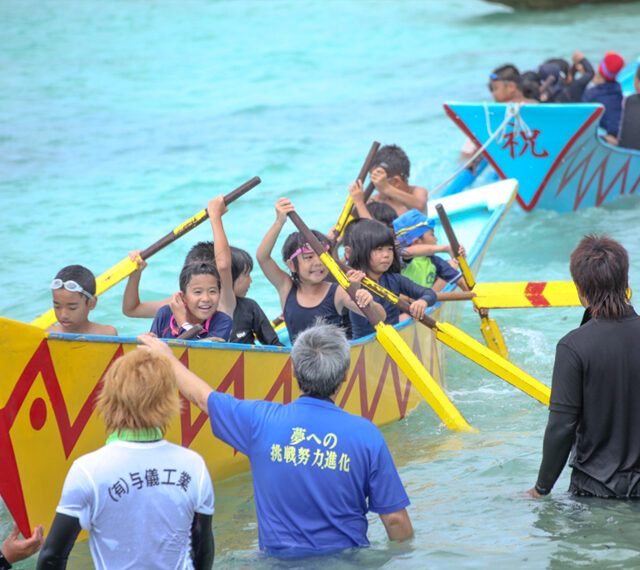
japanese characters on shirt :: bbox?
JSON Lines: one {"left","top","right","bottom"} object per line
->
{"left": 107, "top": 467, "right": 193, "bottom": 502}
{"left": 269, "top": 427, "right": 351, "bottom": 472}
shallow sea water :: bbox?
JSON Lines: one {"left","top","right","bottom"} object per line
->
{"left": 2, "top": 1, "right": 640, "bottom": 567}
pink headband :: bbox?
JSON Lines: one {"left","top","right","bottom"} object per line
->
{"left": 288, "top": 243, "right": 329, "bottom": 261}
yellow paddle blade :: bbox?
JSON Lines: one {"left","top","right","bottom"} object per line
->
{"left": 374, "top": 322, "right": 476, "bottom": 432}
{"left": 457, "top": 256, "right": 476, "bottom": 289}
{"left": 473, "top": 281, "right": 580, "bottom": 309}
{"left": 333, "top": 197, "right": 354, "bottom": 237}
{"left": 480, "top": 316, "right": 508, "bottom": 359}
{"left": 30, "top": 257, "right": 140, "bottom": 330}
{"left": 435, "top": 321, "right": 550, "bottom": 406}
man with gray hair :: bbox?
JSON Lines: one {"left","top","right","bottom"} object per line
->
{"left": 139, "top": 323, "right": 413, "bottom": 557}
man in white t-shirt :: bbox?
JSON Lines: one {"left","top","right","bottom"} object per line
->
{"left": 37, "top": 350, "right": 214, "bottom": 570}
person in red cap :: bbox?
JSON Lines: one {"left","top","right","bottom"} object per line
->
{"left": 583, "top": 51, "right": 625, "bottom": 137}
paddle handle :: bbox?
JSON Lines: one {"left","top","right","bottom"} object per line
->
{"left": 176, "top": 324, "right": 203, "bottom": 340}
{"left": 436, "top": 291, "right": 476, "bottom": 302}
{"left": 435, "top": 203, "right": 476, "bottom": 289}
{"left": 287, "top": 211, "right": 382, "bottom": 326}
{"left": 140, "top": 176, "right": 261, "bottom": 259}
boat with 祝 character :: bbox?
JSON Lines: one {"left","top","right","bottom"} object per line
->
{"left": 0, "top": 179, "right": 517, "bottom": 539}
{"left": 443, "top": 102, "right": 640, "bottom": 213}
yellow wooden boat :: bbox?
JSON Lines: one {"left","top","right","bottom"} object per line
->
{"left": 0, "top": 179, "right": 517, "bottom": 537}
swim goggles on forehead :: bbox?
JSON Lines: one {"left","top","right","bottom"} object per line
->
{"left": 288, "top": 243, "right": 330, "bottom": 261}
{"left": 50, "top": 279, "right": 94, "bottom": 299}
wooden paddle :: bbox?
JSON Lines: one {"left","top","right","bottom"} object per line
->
{"left": 336, "top": 260, "right": 550, "bottom": 405}
{"left": 32, "top": 176, "right": 261, "bottom": 329}
{"left": 435, "top": 203, "right": 509, "bottom": 358}
{"left": 287, "top": 210, "right": 474, "bottom": 432}
{"left": 331, "top": 141, "right": 380, "bottom": 244}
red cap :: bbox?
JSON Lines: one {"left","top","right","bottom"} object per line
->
{"left": 599, "top": 51, "right": 624, "bottom": 81}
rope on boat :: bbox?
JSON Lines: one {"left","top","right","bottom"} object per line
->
{"left": 431, "top": 103, "right": 527, "bottom": 198}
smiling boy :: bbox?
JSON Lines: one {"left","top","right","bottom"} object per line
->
{"left": 47, "top": 265, "right": 117, "bottom": 336}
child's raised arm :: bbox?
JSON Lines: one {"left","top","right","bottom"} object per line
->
{"left": 256, "top": 198, "right": 295, "bottom": 308}
{"left": 122, "top": 250, "right": 170, "bottom": 318}
{"left": 348, "top": 179, "right": 373, "bottom": 220}
{"left": 208, "top": 196, "right": 236, "bottom": 318}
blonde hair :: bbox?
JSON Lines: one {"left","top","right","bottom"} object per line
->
{"left": 97, "top": 349, "right": 180, "bottom": 434}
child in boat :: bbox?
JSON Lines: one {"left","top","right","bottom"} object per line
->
{"left": 228, "top": 246, "right": 283, "bottom": 346}
{"left": 344, "top": 218, "right": 437, "bottom": 340}
{"left": 347, "top": 178, "right": 398, "bottom": 229}
{"left": 392, "top": 209, "right": 470, "bottom": 293}
{"left": 149, "top": 196, "right": 235, "bottom": 341}
{"left": 367, "top": 145, "right": 428, "bottom": 215}
{"left": 47, "top": 265, "right": 118, "bottom": 336}
{"left": 583, "top": 51, "right": 625, "bottom": 138}
{"left": 124, "top": 242, "right": 282, "bottom": 346}
{"left": 256, "top": 197, "right": 385, "bottom": 343}
{"left": 488, "top": 64, "right": 539, "bottom": 104}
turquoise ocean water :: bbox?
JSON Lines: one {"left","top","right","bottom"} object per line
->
{"left": 2, "top": 1, "right": 640, "bottom": 567}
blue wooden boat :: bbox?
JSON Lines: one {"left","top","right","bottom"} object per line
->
{"left": 443, "top": 102, "right": 640, "bottom": 213}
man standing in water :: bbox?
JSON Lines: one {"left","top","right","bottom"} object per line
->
{"left": 528, "top": 235, "right": 640, "bottom": 498}
{"left": 140, "top": 323, "right": 413, "bottom": 556}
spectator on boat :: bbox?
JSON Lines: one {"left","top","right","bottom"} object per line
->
{"left": 37, "top": 349, "right": 215, "bottom": 569}
{"left": 138, "top": 323, "right": 413, "bottom": 556}
{"left": 554, "top": 51, "right": 595, "bottom": 103}
{"left": 149, "top": 197, "right": 235, "bottom": 341}
{"left": 527, "top": 235, "right": 640, "bottom": 499}
{"left": 256, "top": 198, "right": 385, "bottom": 343}
{"left": 521, "top": 70, "right": 542, "bottom": 101}
{"left": 367, "top": 145, "right": 428, "bottom": 215}
{"left": 47, "top": 265, "right": 117, "bottom": 336}
{"left": 610, "top": 65, "right": 640, "bottom": 151}
{"left": 538, "top": 63, "right": 564, "bottom": 102}
{"left": 392, "top": 209, "right": 469, "bottom": 293}
{"left": 583, "top": 51, "right": 625, "bottom": 137}
{"left": 488, "top": 64, "right": 538, "bottom": 104}
{"left": 1, "top": 522, "right": 44, "bottom": 567}
{"left": 345, "top": 219, "right": 437, "bottom": 339}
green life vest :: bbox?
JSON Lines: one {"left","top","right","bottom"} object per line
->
{"left": 402, "top": 256, "right": 437, "bottom": 288}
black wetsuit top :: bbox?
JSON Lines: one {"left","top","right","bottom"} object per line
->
{"left": 554, "top": 58, "right": 594, "bottom": 103}
{"left": 536, "top": 306, "right": 640, "bottom": 497}
{"left": 618, "top": 93, "right": 640, "bottom": 151}
{"left": 229, "top": 296, "right": 283, "bottom": 346}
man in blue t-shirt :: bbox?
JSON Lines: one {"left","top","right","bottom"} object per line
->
{"left": 139, "top": 324, "right": 413, "bottom": 556}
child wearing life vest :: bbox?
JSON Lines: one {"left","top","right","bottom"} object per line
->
{"left": 344, "top": 218, "right": 437, "bottom": 340}
{"left": 392, "top": 209, "right": 469, "bottom": 293}
{"left": 256, "top": 198, "right": 385, "bottom": 343}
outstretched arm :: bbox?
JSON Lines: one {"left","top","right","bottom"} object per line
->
{"left": 122, "top": 250, "right": 170, "bottom": 318}
{"left": 379, "top": 508, "right": 413, "bottom": 541}
{"left": 2, "top": 522, "right": 44, "bottom": 565}
{"left": 348, "top": 179, "right": 373, "bottom": 220}
{"left": 208, "top": 196, "right": 236, "bottom": 318}
{"left": 256, "top": 198, "right": 295, "bottom": 308}
{"left": 36, "top": 514, "right": 80, "bottom": 569}
{"left": 138, "top": 333, "right": 213, "bottom": 413}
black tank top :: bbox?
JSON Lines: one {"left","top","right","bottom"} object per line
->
{"left": 283, "top": 282, "right": 342, "bottom": 342}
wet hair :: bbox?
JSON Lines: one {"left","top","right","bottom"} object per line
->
{"left": 97, "top": 349, "right": 180, "bottom": 434}
{"left": 184, "top": 241, "right": 215, "bottom": 265}
{"left": 346, "top": 218, "right": 401, "bottom": 274}
{"left": 230, "top": 246, "right": 253, "bottom": 283}
{"left": 282, "top": 230, "right": 331, "bottom": 281}
{"left": 570, "top": 234, "right": 629, "bottom": 320}
{"left": 521, "top": 70, "right": 541, "bottom": 101}
{"left": 55, "top": 265, "right": 97, "bottom": 297}
{"left": 367, "top": 202, "right": 398, "bottom": 228}
{"left": 292, "top": 322, "right": 350, "bottom": 399}
{"left": 370, "top": 144, "right": 410, "bottom": 182}
{"left": 179, "top": 262, "right": 220, "bottom": 293}
{"left": 544, "top": 58, "right": 570, "bottom": 80}
{"left": 492, "top": 64, "right": 522, "bottom": 88}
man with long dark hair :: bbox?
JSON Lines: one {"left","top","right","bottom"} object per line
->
{"left": 528, "top": 235, "right": 640, "bottom": 498}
